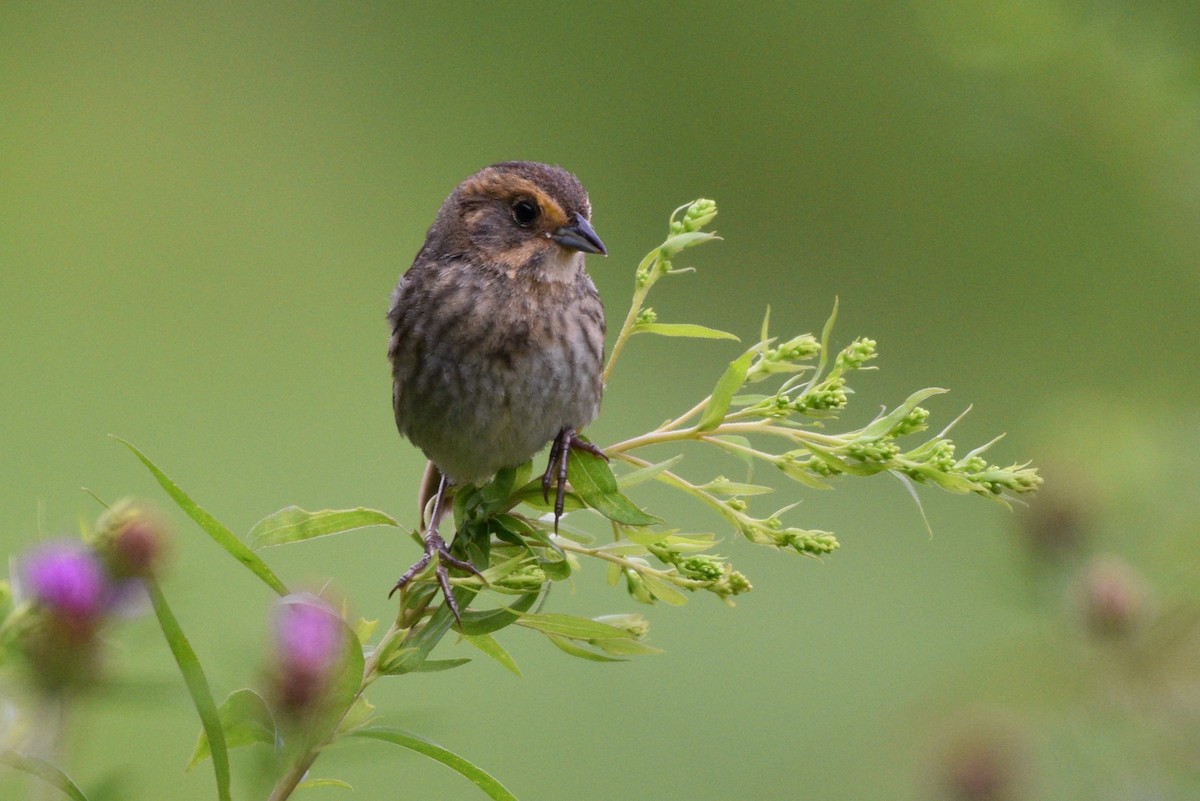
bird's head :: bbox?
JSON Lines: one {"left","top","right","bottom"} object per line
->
{"left": 433, "top": 161, "right": 606, "bottom": 280}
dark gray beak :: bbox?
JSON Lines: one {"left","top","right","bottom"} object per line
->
{"left": 551, "top": 212, "right": 607, "bottom": 256}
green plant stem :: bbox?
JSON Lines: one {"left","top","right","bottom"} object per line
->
{"left": 607, "top": 419, "right": 847, "bottom": 455}
{"left": 602, "top": 252, "right": 660, "bottom": 384}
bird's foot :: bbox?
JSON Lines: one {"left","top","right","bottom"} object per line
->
{"left": 389, "top": 527, "right": 483, "bottom": 624}
{"left": 541, "top": 426, "right": 608, "bottom": 532}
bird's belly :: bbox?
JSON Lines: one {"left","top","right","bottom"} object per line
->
{"left": 398, "top": 340, "right": 601, "bottom": 485}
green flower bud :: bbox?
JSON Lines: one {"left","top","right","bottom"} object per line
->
{"left": 636, "top": 307, "right": 659, "bottom": 324}
{"left": 680, "top": 555, "right": 724, "bottom": 581}
{"left": 848, "top": 438, "right": 900, "bottom": 462}
{"left": 624, "top": 569, "right": 654, "bottom": 604}
{"left": 774, "top": 528, "right": 840, "bottom": 556}
{"left": 795, "top": 378, "right": 848, "bottom": 412}
{"left": 93, "top": 500, "right": 171, "bottom": 580}
{"left": 725, "top": 570, "right": 752, "bottom": 594}
{"left": 892, "top": 406, "right": 930, "bottom": 437}
{"left": 680, "top": 199, "right": 717, "bottom": 232}
{"left": 495, "top": 565, "right": 547, "bottom": 592}
{"left": 836, "top": 337, "right": 877, "bottom": 370}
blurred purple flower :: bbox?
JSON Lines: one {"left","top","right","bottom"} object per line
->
{"left": 270, "top": 594, "right": 347, "bottom": 714}
{"left": 20, "top": 540, "right": 109, "bottom": 622}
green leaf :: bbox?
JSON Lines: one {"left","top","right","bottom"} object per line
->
{"left": 615, "top": 455, "right": 684, "bottom": 489}
{"left": 697, "top": 477, "right": 774, "bottom": 496}
{"left": 411, "top": 657, "right": 472, "bottom": 673}
{"left": 188, "top": 689, "right": 275, "bottom": 769}
{"left": 0, "top": 751, "right": 90, "bottom": 801}
{"left": 348, "top": 727, "right": 519, "bottom": 801}
{"left": 145, "top": 577, "right": 232, "bottom": 801}
{"left": 353, "top": 617, "right": 379, "bottom": 645}
{"left": 544, "top": 634, "right": 626, "bottom": 662}
{"left": 660, "top": 230, "right": 719, "bottom": 257}
{"left": 631, "top": 322, "right": 739, "bottom": 341}
{"left": 567, "top": 449, "right": 660, "bottom": 526}
{"left": 379, "top": 596, "right": 468, "bottom": 675}
{"left": 510, "top": 480, "right": 586, "bottom": 514}
{"left": 803, "top": 297, "right": 840, "bottom": 394}
{"left": 336, "top": 695, "right": 377, "bottom": 735}
{"left": 116, "top": 437, "right": 289, "bottom": 596}
{"left": 859, "top": 388, "right": 948, "bottom": 440}
{"left": 515, "top": 613, "right": 633, "bottom": 640}
{"left": 455, "top": 592, "right": 539, "bottom": 636}
{"left": 696, "top": 349, "right": 757, "bottom": 433}
{"left": 247, "top": 506, "right": 399, "bottom": 549}
{"left": 464, "top": 632, "right": 522, "bottom": 677}
{"left": 591, "top": 637, "right": 664, "bottom": 656}
{"left": 297, "top": 778, "right": 354, "bottom": 791}
{"left": 640, "top": 573, "right": 690, "bottom": 606}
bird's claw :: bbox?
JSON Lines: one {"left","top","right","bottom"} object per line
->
{"left": 541, "top": 426, "right": 608, "bottom": 532}
{"left": 389, "top": 529, "right": 483, "bottom": 624}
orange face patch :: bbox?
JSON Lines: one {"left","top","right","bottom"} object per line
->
{"left": 460, "top": 171, "right": 572, "bottom": 230}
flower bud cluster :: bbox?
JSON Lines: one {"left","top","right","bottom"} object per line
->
{"left": 794, "top": 377, "right": 848, "bottom": 412}
{"left": 636, "top": 307, "right": 659, "bottom": 325}
{"left": 847, "top": 438, "right": 901, "bottom": 462}
{"left": 891, "top": 406, "right": 930, "bottom": 436}
{"left": 638, "top": 539, "right": 753, "bottom": 603}
{"left": 670, "top": 198, "right": 718, "bottom": 234}
{"left": 835, "top": 337, "right": 877, "bottom": 370}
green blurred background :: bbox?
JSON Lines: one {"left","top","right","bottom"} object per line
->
{"left": 4, "top": 2, "right": 1200, "bottom": 799}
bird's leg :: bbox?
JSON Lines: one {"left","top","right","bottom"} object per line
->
{"left": 389, "top": 469, "right": 483, "bottom": 624}
{"left": 541, "top": 426, "right": 608, "bottom": 532}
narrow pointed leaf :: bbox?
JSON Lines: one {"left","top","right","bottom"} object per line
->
{"left": 567, "top": 449, "right": 660, "bottom": 526}
{"left": 615, "top": 455, "right": 684, "bottom": 490}
{"left": 631, "top": 322, "right": 739, "bottom": 341}
{"left": 297, "top": 779, "right": 354, "bottom": 791}
{"left": 544, "top": 634, "right": 626, "bottom": 662}
{"left": 115, "top": 437, "right": 288, "bottom": 596}
{"left": 592, "top": 637, "right": 664, "bottom": 656}
{"left": 660, "top": 229, "right": 718, "bottom": 257}
{"left": 515, "top": 613, "right": 633, "bottom": 640}
{"left": 456, "top": 592, "right": 538, "bottom": 636}
{"left": 411, "top": 658, "right": 472, "bottom": 672}
{"left": 464, "top": 632, "right": 522, "bottom": 677}
{"left": 247, "top": 506, "right": 399, "bottom": 549}
{"left": 858, "top": 387, "right": 947, "bottom": 439}
{"left": 348, "top": 727, "right": 519, "bottom": 801}
{"left": 640, "top": 573, "right": 690, "bottom": 606}
{"left": 696, "top": 349, "right": 757, "bottom": 432}
{"left": 146, "top": 578, "right": 231, "bottom": 801}
{"left": 0, "top": 752, "right": 90, "bottom": 801}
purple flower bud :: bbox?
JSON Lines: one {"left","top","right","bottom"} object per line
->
{"left": 270, "top": 595, "right": 347, "bottom": 715}
{"left": 94, "top": 500, "right": 171, "bottom": 580}
{"left": 20, "top": 541, "right": 109, "bottom": 622}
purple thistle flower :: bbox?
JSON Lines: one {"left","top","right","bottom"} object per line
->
{"left": 270, "top": 594, "right": 347, "bottom": 714}
{"left": 20, "top": 540, "right": 109, "bottom": 622}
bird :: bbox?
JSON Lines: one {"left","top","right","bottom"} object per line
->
{"left": 387, "top": 161, "right": 607, "bottom": 621}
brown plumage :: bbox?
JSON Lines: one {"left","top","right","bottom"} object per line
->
{"left": 387, "top": 162, "right": 607, "bottom": 619}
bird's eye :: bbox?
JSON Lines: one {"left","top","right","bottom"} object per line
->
{"left": 511, "top": 199, "right": 539, "bottom": 227}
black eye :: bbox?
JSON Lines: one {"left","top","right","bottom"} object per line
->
{"left": 511, "top": 199, "right": 539, "bottom": 227}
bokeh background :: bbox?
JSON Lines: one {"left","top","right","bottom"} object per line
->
{"left": 4, "top": 3, "right": 1200, "bottom": 799}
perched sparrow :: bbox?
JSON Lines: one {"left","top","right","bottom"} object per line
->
{"left": 387, "top": 161, "right": 607, "bottom": 619}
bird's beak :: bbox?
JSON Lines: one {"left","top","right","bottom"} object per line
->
{"left": 551, "top": 212, "right": 607, "bottom": 256}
